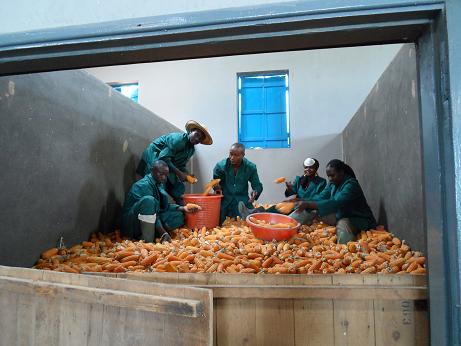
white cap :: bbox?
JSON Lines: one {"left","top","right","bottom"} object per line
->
{"left": 303, "top": 157, "right": 316, "bottom": 167}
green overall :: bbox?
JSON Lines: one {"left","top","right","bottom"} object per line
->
{"left": 213, "top": 158, "right": 263, "bottom": 223}
{"left": 136, "top": 132, "right": 195, "bottom": 202}
{"left": 285, "top": 175, "right": 327, "bottom": 200}
{"left": 312, "top": 175, "right": 377, "bottom": 243}
{"left": 265, "top": 175, "right": 326, "bottom": 214}
{"left": 121, "top": 174, "right": 184, "bottom": 239}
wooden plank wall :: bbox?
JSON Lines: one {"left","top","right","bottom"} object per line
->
{"left": 212, "top": 297, "right": 427, "bottom": 345}
{"left": 111, "top": 272, "right": 429, "bottom": 346}
{"left": 0, "top": 266, "right": 213, "bottom": 346}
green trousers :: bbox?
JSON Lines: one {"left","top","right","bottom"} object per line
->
{"left": 160, "top": 172, "right": 186, "bottom": 204}
{"left": 220, "top": 198, "right": 253, "bottom": 224}
{"left": 136, "top": 159, "right": 185, "bottom": 204}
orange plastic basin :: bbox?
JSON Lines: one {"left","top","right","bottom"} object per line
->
{"left": 246, "top": 213, "right": 300, "bottom": 241}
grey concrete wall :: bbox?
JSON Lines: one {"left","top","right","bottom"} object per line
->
{"left": 342, "top": 44, "right": 425, "bottom": 251}
{"left": 0, "top": 70, "right": 180, "bottom": 267}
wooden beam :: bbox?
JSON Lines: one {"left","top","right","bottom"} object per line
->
{"left": 89, "top": 272, "right": 427, "bottom": 300}
{"left": 208, "top": 284, "right": 427, "bottom": 300}
{"left": 0, "top": 275, "right": 203, "bottom": 318}
{"left": 0, "top": 1, "right": 442, "bottom": 76}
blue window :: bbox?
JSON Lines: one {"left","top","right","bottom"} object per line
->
{"left": 238, "top": 72, "right": 290, "bottom": 149}
{"left": 109, "top": 82, "right": 139, "bottom": 102}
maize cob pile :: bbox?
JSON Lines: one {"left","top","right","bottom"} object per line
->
{"left": 34, "top": 218, "right": 426, "bottom": 275}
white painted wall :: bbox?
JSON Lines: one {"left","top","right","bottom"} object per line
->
{"left": 0, "top": 0, "right": 296, "bottom": 35}
{"left": 88, "top": 44, "right": 402, "bottom": 203}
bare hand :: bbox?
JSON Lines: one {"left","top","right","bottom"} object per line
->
{"left": 295, "top": 201, "right": 308, "bottom": 213}
{"left": 285, "top": 181, "right": 293, "bottom": 192}
{"left": 295, "top": 201, "right": 315, "bottom": 213}
{"left": 181, "top": 204, "right": 202, "bottom": 213}
{"left": 249, "top": 191, "right": 258, "bottom": 203}
{"left": 177, "top": 171, "right": 187, "bottom": 182}
{"left": 283, "top": 196, "right": 299, "bottom": 203}
{"left": 213, "top": 184, "right": 223, "bottom": 194}
{"left": 186, "top": 206, "right": 200, "bottom": 213}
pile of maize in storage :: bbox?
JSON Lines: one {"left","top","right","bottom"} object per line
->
{"left": 34, "top": 218, "right": 426, "bottom": 275}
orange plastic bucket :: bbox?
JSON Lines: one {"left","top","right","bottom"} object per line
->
{"left": 183, "top": 194, "right": 223, "bottom": 229}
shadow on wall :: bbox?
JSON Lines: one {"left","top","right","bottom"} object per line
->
{"left": 342, "top": 44, "right": 424, "bottom": 251}
{"left": 97, "top": 190, "right": 121, "bottom": 234}
{"left": 190, "top": 155, "right": 201, "bottom": 194}
{"left": 74, "top": 132, "right": 145, "bottom": 236}
{"left": 378, "top": 198, "right": 388, "bottom": 229}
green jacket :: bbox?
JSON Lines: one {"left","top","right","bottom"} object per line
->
{"left": 122, "top": 174, "right": 183, "bottom": 237}
{"left": 314, "top": 175, "right": 376, "bottom": 231}
{"left": 141, "top": 132, "right": 195, "bottom": 176}
{"left": 122, "top": 174, "right": 178, "bottom": 215}
{"left": 285, "top": 175, "right": 327, "bottom": 200}
{"left": 213, "top": 157, "right": 263, "bottom": 211}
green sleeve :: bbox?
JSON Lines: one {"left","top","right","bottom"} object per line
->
{"left": 213, "top": 161, "right": 225, "bottom": 180}
{"left": 168, "top": 204, "right": 181, "bottom": 211}
{"left": 316, "top": 178, "right": 327, "bottom": 194}
{"left": 285, "top": 176, "right": 299, "bottom": 197}
{"left": 316, "top": 180, "right": 360, "bottom": 216}
{"left": 157, "top": 134, "right": 183, "bottom": 171}
{"left": 249, "top": 167, "right": 263, "bottom": 198}
{"left": 312, "top": 183, "right": 332, "bottom": 202}
{"left": 293, "top": 176, "right": 301, "bottom": 196}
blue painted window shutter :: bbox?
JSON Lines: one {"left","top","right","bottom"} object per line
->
{"left": 238, "top": 72, "right": 290, "bottom": 148}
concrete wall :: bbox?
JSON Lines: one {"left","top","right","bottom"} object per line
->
{"left": 88, "top": 44, "right": 402, "bottom": 203}
{"left": 0, "top": 0, "right": 297, "bottom": 35}
{"left": 0, "top": 70, "right": 179, "bottom": 267}
{"left": 342, "top": 44, "right": 425, "bottom": 251}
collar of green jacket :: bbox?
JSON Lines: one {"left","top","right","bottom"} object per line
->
{"left": 225, "top": 157, "right": 254, "bottom": 169}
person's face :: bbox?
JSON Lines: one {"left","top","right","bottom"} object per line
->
{"left": 326, "top": 166, "right": 344, "bottom": 186}
{"left": 152, "top": 165, "right": 169, "bottom": 184}
{"left": 189, "top": 129, "right": 205, "bottom": 145}
{"left": 229, "top": 147, "right": 244, "bottom": 166}
{"left": 303, "top": 164, "right": 317, "bottom": 178}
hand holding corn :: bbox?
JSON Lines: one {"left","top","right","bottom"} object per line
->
{"left": 249, "top": 190, "right": 258, "bottom": 203}
{"left": 274, "top": 177, "right": 286, "bottom": 184}
{"left": 186, "top": 175, "right": 198, "bottom": 184}
{"left": 184, "top": 203, "right": 202, "bottom": 213}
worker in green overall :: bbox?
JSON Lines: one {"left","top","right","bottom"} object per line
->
{"left": 213, "top": 143, "right": 263, "bottom": 223}
{"left": 295, "top": 159, "right": 377, "bottom": 244}
{"left": 238, "top": 157, "right": 326, "bottom": 217}
{"left": 136, "top": 120, "right": 212, "bottom": 205}
{"left": 284, "top": 158, "right": 327, "bottom": 201}
{"left": 123, "top": 160, "right": 199, "bottom": 243}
